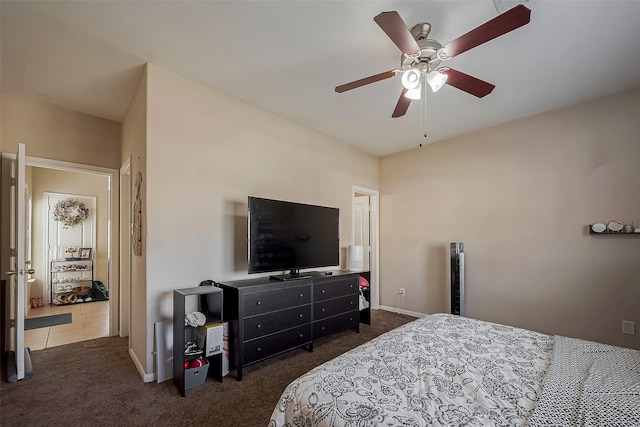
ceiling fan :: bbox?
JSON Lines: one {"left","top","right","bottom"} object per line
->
{"left": 335, "top": 5, "right": 531, "bottom": 118}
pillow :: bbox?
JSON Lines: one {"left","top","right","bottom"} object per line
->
{"left": 359, "top": 276, "right": 369, "bottom": 289}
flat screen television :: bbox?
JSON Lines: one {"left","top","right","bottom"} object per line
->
{"left": 248, "top": 196, "right": 339, "bottom": 280}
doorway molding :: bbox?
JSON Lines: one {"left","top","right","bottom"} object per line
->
{"left": 120, "top": 157, "right": 131, "bottom": 343}
{"left": 351, "top": 185, "right": 379, "bottom": 309}
{"left": 5, "top": 153, "right": 120, "bottom": 336}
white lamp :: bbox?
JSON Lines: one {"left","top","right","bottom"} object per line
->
{"left": 426, "top": 70, "right": 448, "bottom": 92}
{"left": 401, "top": 68, "right": 421, "bottom": 90}
{"left": 404, "top": 84, "right": 422, "bottom": 100}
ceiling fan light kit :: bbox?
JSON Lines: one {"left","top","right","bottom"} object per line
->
{"left": 400, "top": 65, "right": 447, "bottom": 97}
{"left": 401, "top": 68, "right": 421, "bottom": 90}
{"left": 426, "top": 70, "right": 447, "bottom": 93}
{"left": 404, "top": 85, "right": 422, "bottom": 100}
{"left": 335, "top": 4, "right": 532, "bottom": 137}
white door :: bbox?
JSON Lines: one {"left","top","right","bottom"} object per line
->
{"left": 353, "top": 196, "right": 371, "bottom": 271}
{"left": 44, "top": 193, "right": 96, "bottom": 305}
{"left": 5, "top": 143, "right": 30, "bottom": 381}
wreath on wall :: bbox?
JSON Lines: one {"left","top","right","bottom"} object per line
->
{"left": 53, "top": 199, "right": 89, "bottom": 229}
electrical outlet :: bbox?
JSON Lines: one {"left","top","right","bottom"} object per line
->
{"left": 622, "top": 320, "right": 636, "bottom": 335}
{"left": 399, "top": 288, "right": 406, "bottom": 297}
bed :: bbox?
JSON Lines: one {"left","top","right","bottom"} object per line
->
{"left": 269, "top": 313, "right": 640, "bottom": 426}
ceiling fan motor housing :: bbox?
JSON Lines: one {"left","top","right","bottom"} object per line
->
{"left": 402, "top": 22, "right": 444, "bottom": 73}
{"left": 411, "top": 22, "right": 431, "bottom": 40}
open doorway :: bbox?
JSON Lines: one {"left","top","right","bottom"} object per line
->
{"left": 24, "top": 168, "right": 109, "bottom": 349}
{"left": 352, "top": 186, "right": 379, "bottom": 309}
{"left": 12, "top": 154, "right": 120, "bottom": 350}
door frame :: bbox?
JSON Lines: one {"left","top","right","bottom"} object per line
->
{"left": 119, "top": 157, "right": 131, "bottom": 342}
{"left": 2, "top": 152, "right": 120, "bottom": 336}
{"left": 351, "top": 186, "right": 379, "bottom": 309}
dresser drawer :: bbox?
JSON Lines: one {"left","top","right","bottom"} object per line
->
{"left": 314, "top": 277, "right": 357, "bottom": 302}
{"left": 243, "top": 305, "right": 311, "bottom": 340}
{"left": 244, "top": 324, "right": 311, "bottom": 365}
{"left": 243, "top": 285, "right": 311, "bottom": 316}
{"left": 314, "top": 295, "right": 357, "bottom": 320}
{"left": 313, "top": 311, "right": 359, "bottom": 340}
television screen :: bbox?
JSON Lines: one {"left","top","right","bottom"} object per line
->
{"left": 248, "top": 196, "right": 339, "bottom": 277}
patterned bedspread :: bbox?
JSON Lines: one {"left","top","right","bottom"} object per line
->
{"left": 528, "top": 336, "right": 640, "bottom": 426}
{"left": 269, "top": 313, "right": 553, "bottom": 426}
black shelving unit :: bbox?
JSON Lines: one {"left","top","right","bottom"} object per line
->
{"left": 173, "top": 286, "right": 223, "bottom": 397}
{"left": 358, "top": 271, "right": 371, "bottom": 325}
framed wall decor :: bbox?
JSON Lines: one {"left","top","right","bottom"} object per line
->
{"left": 79, "top": 247, "right": 92, "bottom": 260}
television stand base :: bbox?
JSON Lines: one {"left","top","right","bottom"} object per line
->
{"left": 269, "top": 273, "right": 312, "bottom": 281}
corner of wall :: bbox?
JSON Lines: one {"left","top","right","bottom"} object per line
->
{"left": 121, "top": 62, "right": 149, "bottom": 377}
{"left": 129, "top": 348, "right": 154, "bottom": 383}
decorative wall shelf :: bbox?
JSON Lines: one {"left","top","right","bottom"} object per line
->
{"left": 588, "top": 225, "right": 640, "bottom": 236}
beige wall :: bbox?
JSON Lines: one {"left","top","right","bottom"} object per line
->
{"left": 1, "top": 94, "right": 119, "bottom": 290}
{"left": 29, "top": 167, "right": 109, "bottom": 297}
{"left": 1, "top": 94, "right": 120, "bottom": 169}
{"left": 380, "top": 88, "right": 640, "bottom": 349}
{"left": 137, "top": 64, "right": 379, "bottom": 377}
{"left": 121, "top": 67, "right": 148, "bottom": 376}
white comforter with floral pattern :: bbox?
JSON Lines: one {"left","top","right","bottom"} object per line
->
{"left": 269, "top": 313, "right": 553, "bottom": 426}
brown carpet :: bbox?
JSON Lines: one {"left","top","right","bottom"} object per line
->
{"left": 1, "top": 309, "right": 415, "bottom": 427}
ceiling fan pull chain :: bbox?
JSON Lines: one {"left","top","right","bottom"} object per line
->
{"left": 420, "top": 78, "right": 428, "bottom": 147}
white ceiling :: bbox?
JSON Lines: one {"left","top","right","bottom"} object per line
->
{"left": 2, "top": 1, "right": 640, "bottom": 156}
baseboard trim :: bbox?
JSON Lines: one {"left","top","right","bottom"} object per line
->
{"left": 378, "top": 305, "right": 427, "bottom": 319}
{"left": 129, "top": 348, "right": 154, "bottom": 383}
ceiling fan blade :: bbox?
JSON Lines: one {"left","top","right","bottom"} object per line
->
{"left": 443, "top": 4, "right": 531, "bottom": 58}
{"left": 374, "top": 11, "right": 420, "bottom": 56}
{"left": 335, "top": 70, "right": 397, "bottom": 93}
{"left": 392, "top": 89, "right": 411, "bottom": 118}
{"left": 442, "top": 68, "right": 495, "bottom": 98}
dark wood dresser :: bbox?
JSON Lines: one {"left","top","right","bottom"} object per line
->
{"left": 217, "top": 271, "right": 363, "bottom": 380}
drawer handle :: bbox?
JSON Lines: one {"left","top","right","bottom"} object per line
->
{"left": 321, "top": 326, "right": 326, "bottom": 331}
{"left": 350, "top": 301, "right": 353, "bottom": 305}
{"left": 257, "top": 324, "right": 261, "bottom": 329}
{"left": 321, "top": 308, "right": 326, "bottom": 312}
{"left": 257, "top": 301, "right": 261, "bottom": 305}
{"left": 299, "top": 293, "right": 303, "bottom": 298}
{"left": 257, "top": 347, "right": 262, "bottom": 352}
{"left": 349, "top": 317, "right": 353, "bottom": 321}
{"left": 299, "top": 333, "right": 303, "bottom": 338}
{"left": 299, "top": 313, "right": 303, "bottom": 318}
{"left": 321, "top": 289, "right": 326, "bottom": 293}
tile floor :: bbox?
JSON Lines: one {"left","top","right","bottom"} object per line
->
{"left": 24, "top": 300, "right": 110, "bottom": 350}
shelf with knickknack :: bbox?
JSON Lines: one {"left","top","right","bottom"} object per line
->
{"left": 50, "top": 259, "right": 94, "bottom": 305}
{"left": 589, "top": 220, "right": 640, "bottom": 236}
